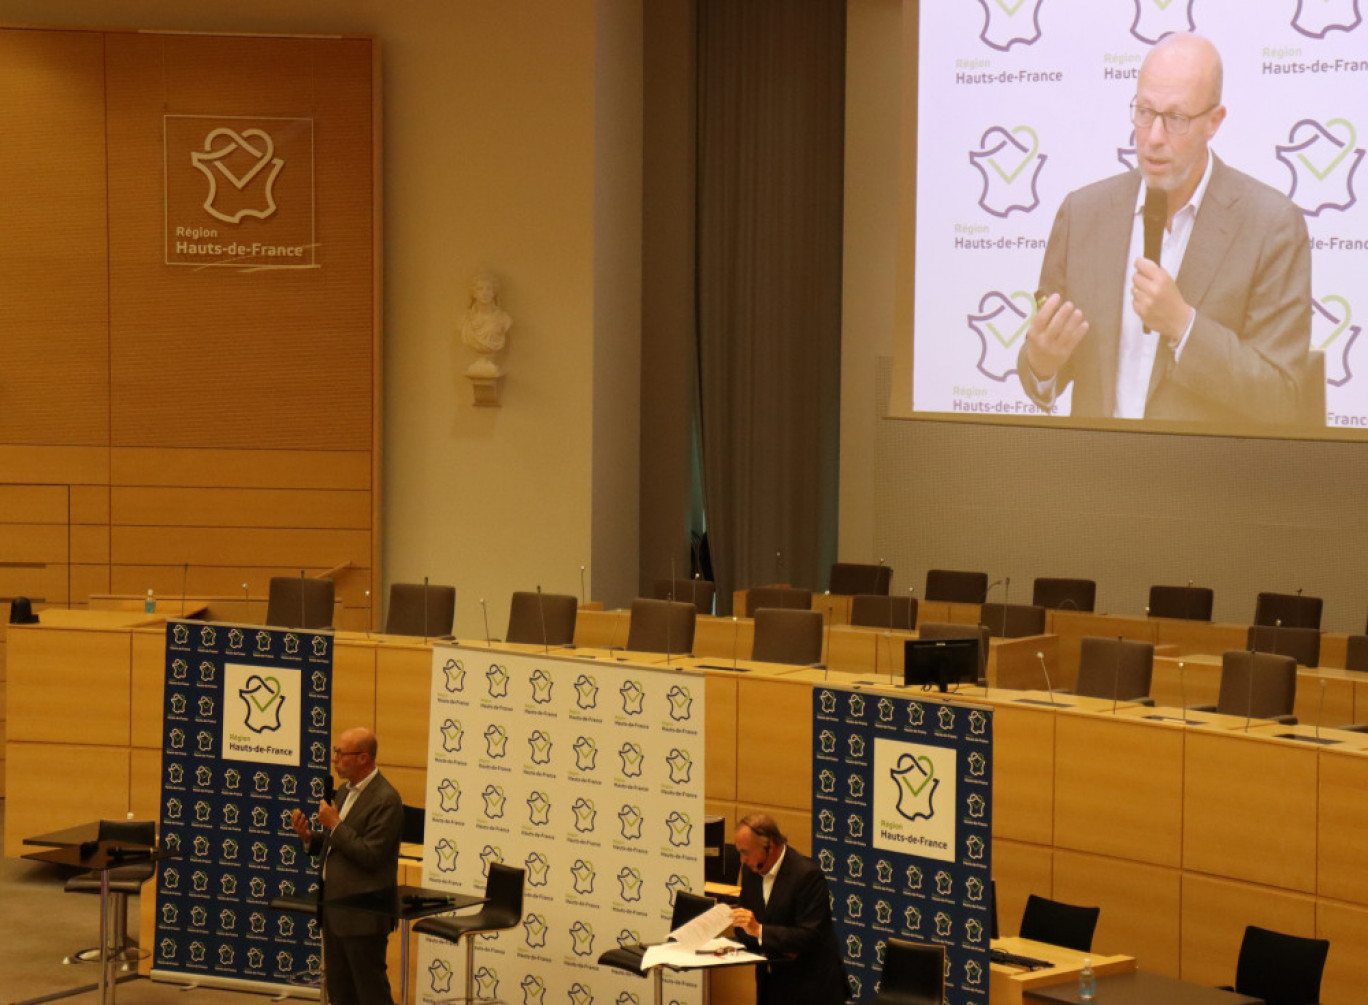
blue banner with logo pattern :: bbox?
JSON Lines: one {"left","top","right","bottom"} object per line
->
{"left": 812, "top": 686, "right": 993, "bottom": 1004}
{"left": 151, "top": 620, "right": 333, "bottom": 992}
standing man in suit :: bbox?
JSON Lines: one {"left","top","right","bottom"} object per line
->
{"left": 729, "top": 813, "right": 847, "bottom": 1005}
{"left": 1018, "top": 32, "right": 1311, "bottom": 425}
{"left": 291, "top": 726, "right": 404, "bottom": 1005}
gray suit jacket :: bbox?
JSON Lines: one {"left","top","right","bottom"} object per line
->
{"left": 306, "top": 770, "right": 404, "bottom": 937}
{"left": 1018, "top": 156, "right": 1311, "bottom": 424}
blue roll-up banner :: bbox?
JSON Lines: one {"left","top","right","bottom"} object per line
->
{"left": 152, "top": 621, "right": 333, "bottom": 993}
{"left": 813, "top": 686, "right": 993, "bottom": 1004}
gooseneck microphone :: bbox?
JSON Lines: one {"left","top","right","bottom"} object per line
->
{"left": 731, "top": 616, "right": 740, "bottom": 671}
{"left": 1036, "top": 651, "right": 1057, "bottom": 706}
{"left": 1245, "top": 646, "right": 1256, "bottom": 733}
{"left": 423, "top": 575, "right": 431, "bottom": 642}
{"left": 180, "top": 562, "right": 189, "bottom": 618}
{"left": 580, "top": 565, "right": 587, "bottom": 607}
{"left": 480, "top": 598, "right": 492, "bottom": 648}
{"left": 536, "top": 585, "right": 550, "bottom": 655}
{"left": 1142, "top": 186, "right": 1167, "bottom": 334}
{"left": 1178, "top": 660, "right": 1189, "bottom": 725}
{"left": 1316, "top": 679, "right": 1327, "bottom": 742}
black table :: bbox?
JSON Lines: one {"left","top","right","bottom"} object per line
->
{"left": 24, "top": 840, "right": 170, "bottom": 1005}
{"left": 330, "top": 884, "right": 486, "bottom": 1005}
{"left": 1024, "top": 969, "right": 1263, "bottom": 1004}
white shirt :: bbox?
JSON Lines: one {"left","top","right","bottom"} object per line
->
{"left": 757, "top": 845, "right": 787, "bottom": 946}
{"left": 338, "top": 764, "right": 379, "bottom": 822}
{"left": 1112, "top": 154, "right": 1213, "bottom": 418}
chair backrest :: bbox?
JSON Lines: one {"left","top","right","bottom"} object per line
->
{"left": 385, "top": 582, "right": 456, "bottom": 637}
{"left": 1254, "top": 591, "right": 1323, "bottom": 630}
{"left": 1147, "top": 584, "right": 1214, "bottom": 621}
{"left": 876, "top": 938, "right": 946, "bottom": 1004}
{"left": 979, "top": 602, "right": 1046, "bottom": 639}
{"left": 849, "top": 594, "right": 918, "bottom": 631}
{"left": 917, "top": 622, "right": 989, "bottom": 682}
{"left": 97, "top": 818, "right": 156, "bottom": 846}
{"left": 828, "top": 562, "right": 892, "bottom": 596}
{"left": 482, "top": 862, "right": 526, "bottom": 928}
{"left": 924, "top": 569, "right": 988, "bottom": 603}
{"left": 401, "top": 804, "right": 425, "bottom": 845}
{"left": 1032, "top": 577, "right": 1096, "bottom": 612}
{"left": 751, "top": 608, "right": 824, "bottom": 665}
{"left": 1074, "top": 636, "right": 1155, "bottom": 701}
{"left": 1246, "top": 624, "right": 1321, "bottom": 669}
{"left": 745, "top": 586, "right": 812, "bottom": 617}
{"left": 1018, "top": 893, "right": 1100, "bottom": 953}
{"left": 1234, "top": 924, "right": 1329, "bottom": 1005}
{"left": 652, "top": 578, "right": 716, "bottom": 615}
{"left": 1217, "top": 650, "right": 1298, "bottom": 720}
{"left": 266, "top": 576, "right": 335, "bottom": 629}
{"left": 670, "top": 890, "right": 716, "bottom": 930}
{"left": 625, "top": 597, "right": 697, "bottom": 655}
{"left": 1345, "top": 634, "right": 1368, "bottom": 672}
{"left": 505, "top": 591, "right": 577, "bottom": 646}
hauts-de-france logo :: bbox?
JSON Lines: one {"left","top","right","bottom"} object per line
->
{"left": 1276, "top": 117, "right": 1364, "bottom": 216}
{"left": 164, "top": 114, "right": 315, "bottom": 269}
{"left": 221, "top": 663, "right": 302, "bottom": 766}
{"left": 872, "top": 738, "right": 958, "bottom": 863}
{"left": 973, "top": 0, "right": 1044, "bottom": 51}
{"left": 969, "top": 125, "right": 1047, "bottom": 218}
{"left": 967, "top": 289, "right": 1035, "bottom": 382}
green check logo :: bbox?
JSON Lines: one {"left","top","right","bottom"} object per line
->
{"left": 900, "top": 756, "right": 936, "bottom": 796}
{"left": 239, "top": 674, "right": 286, "bottom": 733}
{"left": 993, "top": 0, "right": 1027, "bottom": 14}
{"left": 1317, "top": 295, "right": 1352, "bottom": 350}
{"left": 987, "top": 127, "right": 1041, "bottom": 184}
{"left": 1149, "top": 0, "right": 1175, "bottom": 11}
{"left": 1298, "top": 119, "right": 1358, "bottom": 180}
{"left": 986, "top": 291, "right": 1038, "bottom": 348}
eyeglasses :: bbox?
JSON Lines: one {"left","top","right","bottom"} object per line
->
{"left": 1129, "top": 98, "right": 1218, "bottom": 136}
{"left": 333, "top": 747, "right": 364, "bottom": 759}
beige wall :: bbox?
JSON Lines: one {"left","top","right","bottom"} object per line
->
{"left": 0, "top": 0, "right": 644, "bottom": 635}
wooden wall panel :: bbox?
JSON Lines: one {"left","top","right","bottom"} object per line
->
{"left": 0, "top": 485, "right": 69, "bottom": 522}
{"left": 110, "top": 526, "right": 370, "bottom": 569}
{"left": 111, "top": 447, "right": 372, "bottom": 490}
{"left": 0, "top": 30, "right": 110, "bottom": 447}
{"left": 104, "top": 33, "right": 374, "bottom": 451}
{"left": 111, "top": 486, "right": 370, "bottom": 529}
{"left": 0, "top": 446, "right": 109, "bottom": 484}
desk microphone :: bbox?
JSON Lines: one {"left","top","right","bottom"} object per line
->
{"left": 364, "top": 590, "right": 372, "bottom": 639}
{"left": 986, "top": 579, "right": 1007, "bottom": 639}
{"left": 480, "top": 598, "right": 492, "bottom": 648}
{"left": 536, "top": 585, "right": 550, "bottom": 655}
{"left": 665, "top": 597, "right": 674, "bottom": 667}
{"left": 731, "top": 616, "right": 740, "bottom": 671}
{"left": 1178, "top": 660, "right": 1189, "bottom": 725}
{"left": 242, "top": 582, "right": 250, "bottom": 621}
{"left": 885, "top": 632, "right": 896, "bottom": 686}
{"left": 1185, "top": 578, "right": 1195, "bottom": 623}
{"left": 775, "top": 550, "right": 783, "bottom": 583}
{"left": 907, "top": 587, "right": 917, "bottom": 631}
{"left": 1245, "top": 647, "right": 1256, "bottom": 732}
{"left": 1142, "top": 186, "right": 1167, "bottom": 334}
{"left": 1112, "top": 635, "right": 1123, "bottom": 714}
{"left": 874, "top": 557, "right": 886, "bottom": 595}
{"left": 580, "top": 565, "right": 587, "bottom": 608}
{"left": 1036, "top": 651, "right": 1057, "bottom": 706}
{"left": 423, "top": 575, "right": 431, "bottom": 642}
{"left": 1316, "top": 679, "right": 1327, "bottom": 742}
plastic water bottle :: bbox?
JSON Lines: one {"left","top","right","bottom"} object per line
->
{"left": 1078, "top": 957, "right": 1096, "bottom": 1002}
{"left": 144, "top": 588, "right": 156, "bottom": 614}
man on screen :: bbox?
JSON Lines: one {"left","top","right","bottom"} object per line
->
{"left": 1017, "top": 33, "right": 1312, "bottom": 425}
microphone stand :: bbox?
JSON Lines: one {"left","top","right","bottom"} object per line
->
{"left": 480, "top": 598, "right": 492, "bottom": 648}
{"left": 1036, "top": 651, "right": 1057, "bottom": 706}
{"left": 536, "top": 585, "right": 549, "bottom": 656}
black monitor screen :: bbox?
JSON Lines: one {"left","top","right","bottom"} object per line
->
{"left": 904, "top": 637, "right": 980, "bottom": 692}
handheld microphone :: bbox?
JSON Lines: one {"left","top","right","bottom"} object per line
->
{"left": 1316, "top": 679, "right": 1327, "bottom": 742}
{"left": 1142, "top": 186, "right": 1167, "bottom": 335}
{"left": 480, "top": 598, "right": 492, "bottom": 648}
{"left": 536, "top": 585, "right": 549, "bottom": 655}
{"left": 1036, "top": 651, "right": 1057, "bottom": 706}
{"left": 324, "top": 773, "right": 336, "bottom": 804}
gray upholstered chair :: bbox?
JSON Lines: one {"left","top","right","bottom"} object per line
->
{"left": 828, "top": 562, "right": 892, "bottom": 596}
{"left": 1031, "top": 577, "right": 1096, "bottom": 612}
{"left": 1191, "top": 650, "right": 1299, "bottom": 724}
{"left": 1253, "top": 591, "right": 1322, "bottom": 629}
{"left": 745, "top": 586, "right": 812, "bottom": 618}
{"left": 1073, "top": 636, "right": 1155, "bottom": 704}
{"left": 505, "top": 591, "right": 577, "bottom": 646}
{"left": 652, "top": 578, "right": 716, "bottom": 614}
{"left": 979, "top": 602, "right": 1046, "bottom": 639}
{"left": 923, "top": 569, "right": 988, "bottom": 603}
{"left": 265, "top": 575, "right": 335, "bottom": 629}
{"left": 849, "top": 594, "right": 917, "bottom": 631}
{"left": 384, "top": 582, "right": 456, "bottom": 637}
{"left": 625, "top": 597, "right": 696, "bottom": 655}
{"left": 1246, "top": 624, "right": 1321, "bottom": 668}
{"left": 751, "top": 608, "right": 824, "bottom": 665}
{"left": 1147, "top": 584, "right": 1214, "bottom": 621}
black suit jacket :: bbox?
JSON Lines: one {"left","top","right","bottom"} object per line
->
{"left": 305, "top": 770, "right": 404, "bottom": 937}
{"left": 736, "top": 847, "right": 847, "bottom": 1005}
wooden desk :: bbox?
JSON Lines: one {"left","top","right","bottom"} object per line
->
{"left": 1023, "top": 969, "right": 1261, "bottom": 1004}
{"left": 990, "top": 937, "right": 1135, "bottom": 1005}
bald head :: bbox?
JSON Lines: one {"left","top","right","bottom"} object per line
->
{"left": 334, "top": 726, "right": 378, "bottom": 783}
{"left": 1141, "top": 33, "right": 1222, "bottom": 107}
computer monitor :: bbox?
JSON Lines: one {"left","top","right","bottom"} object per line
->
{"left": 904, "top": 636, "right": 980, "bottom": 691}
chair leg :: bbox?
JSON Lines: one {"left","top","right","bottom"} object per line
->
{"left": 65, "top": 892, "right": 144, "bottom": 967}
